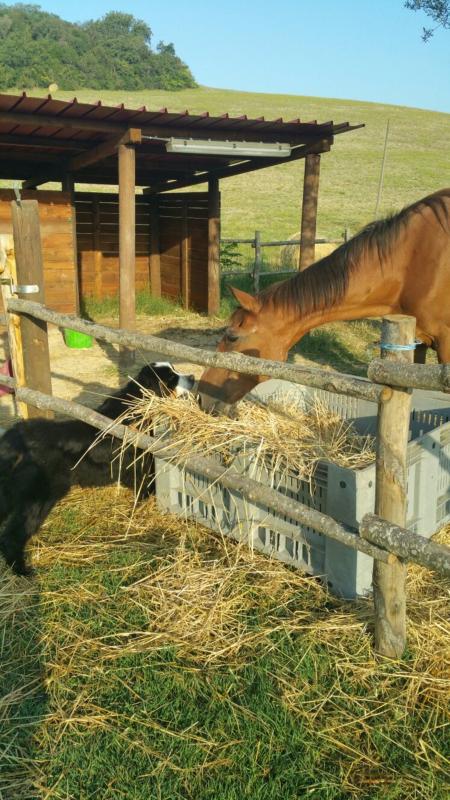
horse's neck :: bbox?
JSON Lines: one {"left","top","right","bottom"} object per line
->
{"left": 281, "top": 255, "right": 399, "bottom": 348}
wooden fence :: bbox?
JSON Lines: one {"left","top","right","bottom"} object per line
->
{"left": 221, "top": 230, "right": 349, "bottom": 291}
{"left": 1, "top": 199, "right": 449, "bottom": 660}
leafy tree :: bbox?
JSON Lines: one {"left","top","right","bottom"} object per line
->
{"left": 0, "top": 4, "right": 196, "bottom": 90}
{"left": 405, "top": 1, "right": 450, "bottom": 40}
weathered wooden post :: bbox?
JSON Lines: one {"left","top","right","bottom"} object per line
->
{"left": 299, "top": 153, "right": 321, "bottom": 270}
{"left": 207, "top": 177, "right": 220, "bottom": 316}
{"left": 0, "top": 233, "right": 22, "bottom": 416}
{"left": 62, "top": 173, "right": 80, "bottom": 314}
{"left": 373, "top": 314, "right": 416, "bottom": 657}
{"left": 118, "top": 140, "right": 136, "bottom": 369}
{"left": 253, "top": 230, "right": 262, "bottom": 294}
{"left": 10, "top": 199, "right": 53, "bottom": 419}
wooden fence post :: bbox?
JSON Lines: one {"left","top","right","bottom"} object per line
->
{"left": 253, "top": 230, "right": 262, "bottom": 294}
{"left": 0, "top": 234, "right": 24, "bottom": 417}
{"left": 373, "top": 315, "right": 415, "bottom": 657}
{"left": 10, "top": 199, "right": 53, "bottom": 419}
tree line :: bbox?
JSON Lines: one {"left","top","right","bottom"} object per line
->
{"left": 0, "top": 5, "right": 196, "bottom": 91}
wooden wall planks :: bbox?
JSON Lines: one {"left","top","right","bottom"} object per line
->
{"left": 0, "top": 190, "right": 212, "bottom": 315}
{"left": 0, "top": 190, "right": 77, "bottom": 313}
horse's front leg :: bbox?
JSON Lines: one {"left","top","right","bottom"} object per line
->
{"left": 436, "top": 330, "right": 450, "bottom": 364}
{"left": 414, "top": 343, "right": 428, "bottom": 364}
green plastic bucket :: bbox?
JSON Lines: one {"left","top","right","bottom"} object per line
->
{"left": 63, "top": 328, "right": 93, "bottom": 349}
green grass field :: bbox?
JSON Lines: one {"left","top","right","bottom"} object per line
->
{"left": 27, "top": 83, "right": 450, "bottom": 240}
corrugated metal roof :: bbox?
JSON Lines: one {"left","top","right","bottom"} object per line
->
{"left": 0, "top": 91, "right": 361, "bottom": 138}
{"left": 0, "top": 92, "right": 363, "bottom": 188}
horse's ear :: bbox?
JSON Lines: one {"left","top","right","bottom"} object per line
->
{"left": 229, "top": 286, "right": 261, "bottom": 314}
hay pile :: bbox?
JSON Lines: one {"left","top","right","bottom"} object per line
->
{"left": 1, "top": 488, "right": 449, "bottom": 798}
{"left": 118, "top": 390, "right": 375, "bottom": 483}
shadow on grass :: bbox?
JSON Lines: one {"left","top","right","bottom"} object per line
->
{"left": 0, "top": 573, "right": 47, "bottom": 799}
{"left": 292, "top": 328, "right": 370, "bottom": 377}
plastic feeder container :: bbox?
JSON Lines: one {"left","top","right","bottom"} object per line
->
{"left": 63, "top": 328, "right": 93, "bottom": 349}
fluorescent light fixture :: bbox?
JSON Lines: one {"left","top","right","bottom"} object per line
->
{"left": 165, "top": 138, "right": 291, "bottom": 158}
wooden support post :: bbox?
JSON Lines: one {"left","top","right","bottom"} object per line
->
{"left": 92, "top": 198, "right": 103, "bottom": 299}
{"left": 207, "top": 177, "right": 220, "bottom": 316}
{"left": 373, "top": 315, "right": 416, "bottom": 658}
{"left": 118, "top": 142, "right": 136, "bottom": 369}
{"left": 62, "top": 174, "right": 80, "bottom": 315}
{"left": 10, "top": 199, "right": 53, "bottom": 419}
{"left": 149, "top": 198, "right": 161, "bottom": 298}
{"left": 181, "top": 201, "right": 190, "bottom": 309}
{"left": 299, "top": 153, "right": 321, "bottom": 270}
{"left": 253, "top": 230, "right": 262, "bottom": 294}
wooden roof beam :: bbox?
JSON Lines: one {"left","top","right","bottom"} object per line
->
{"left": 21, "top": 129, "right": 142, "bottom": 189}
{"left": 0, "top": 133, "right": 92, "bottom": 152}
{"left": 144, "top": 138, "right": 332, "bottom": 195}
{"left": 22, "top": 172, "right": 62, "bottom": 190}
{"left": 0, "top": 109, "right": 127, "bottom": 135}
{"left": 68, "top": 128, "right": 141, "bottom": 172}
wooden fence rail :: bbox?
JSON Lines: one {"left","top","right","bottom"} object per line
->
{"left": 369, "top": 358, "right": 450, "bottom": 394}
{"left": 6, "top": 298, "right": 386, "bottom": 403}
{"left": 4, "top": 373, "right": 450, "bottom": 579}
{"left": 0, "top": 374, "right": 395, "bottom": 564}
{"left": 361, "top": 514, "right": 450, "bottom": 577}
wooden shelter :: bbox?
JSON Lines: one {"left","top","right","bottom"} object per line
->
{"left": 0, "top": 92, "right": 362, "bottom": 324}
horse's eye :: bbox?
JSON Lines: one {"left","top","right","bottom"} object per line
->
{"left": 225, "top": 331, "right": 239, "bottom": 343}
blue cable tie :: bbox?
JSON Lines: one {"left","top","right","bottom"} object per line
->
{"left": 380, "top": 340, "right": 423, "bottom": 352}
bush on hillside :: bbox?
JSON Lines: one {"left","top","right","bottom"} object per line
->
{"left": 0, "top": 5, "right": 196, "bottom": 91}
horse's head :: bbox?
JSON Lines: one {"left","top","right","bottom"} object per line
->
{"left": 198, "top": 286, "right": 288, "bottom": 412}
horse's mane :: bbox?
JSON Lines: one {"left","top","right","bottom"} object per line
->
{"left": 259, "top": 188, "right": 450, "bottom": 315}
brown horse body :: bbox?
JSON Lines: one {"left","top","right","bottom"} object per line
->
{"left": 199, "top": 188, "right": 450, "bottom": 407}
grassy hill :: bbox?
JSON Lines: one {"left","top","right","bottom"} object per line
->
{"left": 36, "top": 84, "right": 450, "bottom": 240}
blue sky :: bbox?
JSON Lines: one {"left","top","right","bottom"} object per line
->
{"left": 6, "top": 0, "right": 450, "bottom": 113}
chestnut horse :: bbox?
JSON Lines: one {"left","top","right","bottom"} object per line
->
{"left": 198, "top": 188, "right": 450, "bottom": 409}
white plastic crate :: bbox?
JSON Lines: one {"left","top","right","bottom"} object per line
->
{"left": 155, "top": 380, "right": 450, "bottom": 598}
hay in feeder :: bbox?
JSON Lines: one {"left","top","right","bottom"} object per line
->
{"left": 115, "top": 389, "right": 375, "bottom": 485}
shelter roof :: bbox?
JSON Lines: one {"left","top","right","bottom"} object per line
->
{"left": 0, "top": 92, "right": 363, "bottom": 190}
